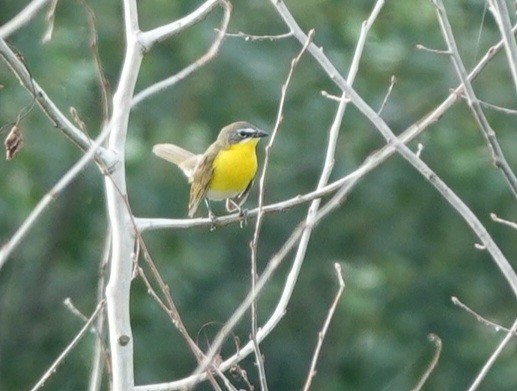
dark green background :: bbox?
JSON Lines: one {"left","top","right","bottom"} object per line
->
{"left": 1, "top": 0, "right": 516, "bottom": 390}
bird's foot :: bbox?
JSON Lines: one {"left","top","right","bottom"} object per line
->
{"left": 208, "top": 210, "right": 218, "bottom": 231}
{"left": 238, "top": 207, "right": 248, "bottom": 228}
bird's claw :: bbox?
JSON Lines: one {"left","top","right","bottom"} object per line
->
{"left": 238, "top": 208, "right": 248, "bottom": 228}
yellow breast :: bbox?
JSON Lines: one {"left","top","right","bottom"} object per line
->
{"left": 208, "top": 139, "right": 259, "bottom": 200}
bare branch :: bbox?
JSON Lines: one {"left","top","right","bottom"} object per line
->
{"left": 411, "top": 334, "right": 442, "bottom": 391}
{"left": 0, "top": 119, "right": 115, "bottom": 271}
{"left": 89, "top": 229, "right": 112, "bottom": 391}
{"left": 487, "top": 0, "right": 517, "bottom": 95}
{"left": 132, "top": 0, "right": 231, "bottom": 107}
{"left": 302, "top": 263, "right": 345, "bottom": 391}
{"left": 269, "top": 0, "right": 517, "bottom": 300}
{"left": 220, "top": 30, "right": 293, "bottom": 41}
{"left": 415, "top": 44, "right": 451, "bottom": 55}
{"left": 78, "top": 0, "right": 111, "bottom": 122}
{"left": 490, "top": 213, "right": 517, "bottom": 230}
{"left": 41, "top": 0, "right": 58, "bottom": 43}
{"left": 249, "top": 28, "right": 315, "bottom": 391}
{"left": 468, "top": 318, "right": 517, "bottom": 391}
{"left": 102, "top": 0, "right": 143, "bottom": 388}
{"left": 432, "top": 0, "right": 517, "bottom": 199}
{"left": 0, "top": 39, "right": 113, "bottom": 162}
{"left": 139, "top": 0, "right": 220, "bottom": 49}
{"left": 0, "top": 0, "right": 52, "bottom": 39}
{"left": 377, "top": 75, "right": 397, "bottom": 115}
{"left": 452, "top": 296, "right": 517, "bottom": 336}
{"left": 29, "top": 300, "right": 106, "bottom": 391}
{"left": 135, "top": 20, "right": 517, "bottom": 234}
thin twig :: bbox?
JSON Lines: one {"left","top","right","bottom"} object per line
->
{"left": 249, "top": 28, "right": 315, "bottom": 391}
{"left": 136, "top": 240, "right": 228, "bottom": 391}
{"left": 432, "top": 0, "right": 517, "bottom": 199}
{"left": 271, "top": 0, "right": 517, "bottom": 299}
{"left": 456, "top": 92, "right": 517, "bottom": 115}
{"left": 415, "top": 44, "right": 451, "bottom": 55}
{"left": 490, "top": 213, "right": 517, "bottom": 230}
{"left": 377, "top": 75, "right": 397, "bottom": 115}
{"left": 302, "top": 263, "right": 345, "bottom": 391}
{"left": 139, "top": 0, "right": 220, "bottom": 49}
{"left": 41, "top": 0, "right": 58, "bottom": 43}
{"left": 0, "top": 39, "right": 112, "bottom": 161}
{"left": 29, "top": 300, "right": 106, "bottom": 391}
{"left": 193, "top": 0, "right": 385, "bottom": 383}
{"left": 0, "top": 0, "right": 52, "bottom": 39}
{"left": 487, "top": 0, "right": 517, "bottom": 95}
{"left": 0, "top": 118, "right": 115, "bottom": 271}
{"left": 135, "top": 21, "right": 517, "bottom": 234}
{"left": 89, "top": 228, "right": 112, "bottom": 391}
{"left": 451, "top": 296, "right": 517, "bottom": 336}
{"left": 132, "top": 0, "right": 231, "bottom": 106}
{"left": 220, "top": 30, "right": 293, "bottom": 41}
{"left": 135, "top": 7, "right": 517, "bottom": 391}
{"left": 468, "top": 318, "right": 517, "bottom": 391}
{"left": 411, "top": 334, "right": 442, "bottom": 391}
{"left": 78, "top": 0, "right": 111, "bottom": 121}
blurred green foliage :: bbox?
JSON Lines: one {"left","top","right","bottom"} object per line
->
{"left": 1, "top": 0, "right": 516, "bottom": 390}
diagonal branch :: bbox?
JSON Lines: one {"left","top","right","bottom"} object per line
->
{"left": 431, "top": 0, "right": 517, "bottom": 199}
{"left": 29, "top": 300, "right": 106, "bottom": 391}
{"left": 0, "top": 39, "right": 113, "bottom": 164}
{"left": 487, "top": 0, "right": 517, "bottom": 95}
{"left": 132, "top": 0, "right": 231, "bottom": 107}
{"left": 268, "top": 0, "right": 517, "bottom": 300}
{"left": 302, "top": 263, "right": 345, "bottom": 391}
{"left": 468, "top": 318, "right": 517, "bottom": 391}
{"left": 0, "top": 0, "right": 52, "bottom": 39}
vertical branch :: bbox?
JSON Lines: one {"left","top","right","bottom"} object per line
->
{"left": 302, "top": 263, "right": 345, "bottom": 391}
{"left": 250, "top": 28, "right": 315, "bottom": 391}
{"left": 88, "top": 228, "right": 112, "bottom": 391}
{"left": 103, "top": 0, "right": 142, "bottom": 389}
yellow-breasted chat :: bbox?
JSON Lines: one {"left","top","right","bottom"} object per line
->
{"left": 153, "top": 121, "right": 268, "bottom": 219}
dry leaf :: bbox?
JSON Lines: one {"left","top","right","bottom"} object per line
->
{"left": 4, "top": 125, "right": 24, "bottom": 160}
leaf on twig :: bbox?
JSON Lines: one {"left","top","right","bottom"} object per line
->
{"left": 4, "top": 124, "right": 24, "bottom": 160}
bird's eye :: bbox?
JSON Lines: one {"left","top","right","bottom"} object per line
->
{"left": 237, "top": 130, "right": 248, "bottom": 138}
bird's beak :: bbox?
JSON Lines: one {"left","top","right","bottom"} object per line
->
{"left": 255, "top": 129, "right": 269, "bottom": 138}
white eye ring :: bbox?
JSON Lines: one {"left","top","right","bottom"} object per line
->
{"left": 238, "top": 128, "right": 253, "bottom": 138}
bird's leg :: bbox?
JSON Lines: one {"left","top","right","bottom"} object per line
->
{"left": 205, "top": 198, "right": 217, "bottom": 231}
{"left": 228, "top": 198, "right": 248, "bottom": 228}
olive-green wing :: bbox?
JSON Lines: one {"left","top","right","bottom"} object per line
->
{"left": 188, "top": 147, "right": 217, "bottom": 217}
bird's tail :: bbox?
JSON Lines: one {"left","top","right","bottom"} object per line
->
{"left": 153, "top": 144, "right": 200, "bottom": 179}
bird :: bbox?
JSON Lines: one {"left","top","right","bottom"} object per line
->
{"left": 153, "top": 121, "right": 268, "bottom": 221}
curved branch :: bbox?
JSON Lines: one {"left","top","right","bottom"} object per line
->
{"left": 0, "top": 0, "right": 52, "bottom": 39}
{"left": 139, "top": 0, "right": 220, "bottom": 50}
{"left": 132, "top": 0, "right": 231, "bottom": 107}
